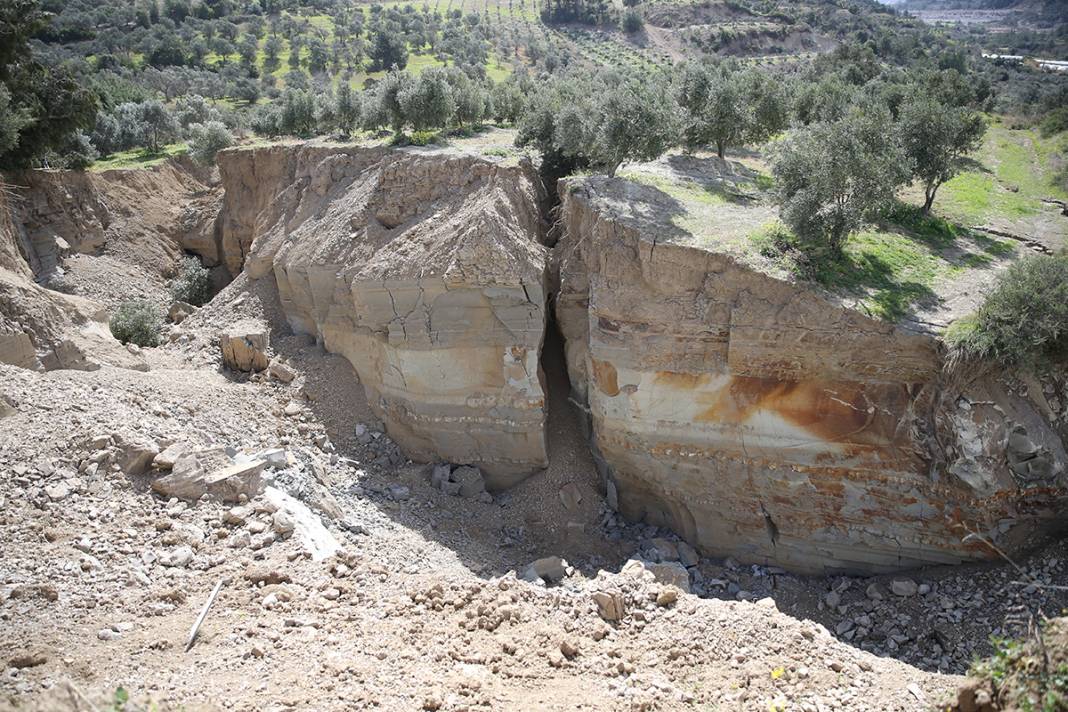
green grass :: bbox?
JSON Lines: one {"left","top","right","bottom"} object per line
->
{"left": 756, "top": 205, "right": 1017, "bottom": 322}
{"left": 618, "top": 171, "right": 732, "bottom": 207}
{"left": 91, "top": 143, "right": 189, "bottom": 171}
{"left": 932, "top": 118, "right": 1068, "bottom": 227}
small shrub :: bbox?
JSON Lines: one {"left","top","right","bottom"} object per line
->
{"left": 109, "top": 300, "right": 163, "bottom": 348}
{"left": 1039, "top": 107, "right": 1068, "bottom": 138}
{"left": 621, "top": 8, "right": 643, "bottom": 33}
{"left": 750, "top": 222, "right": 818, "bottom": 278}
{"left": 170, "top": 256, "right": 212, "bottom": 306}
{"left": 946, "top": 253, "right": 1068, "bottom": 369}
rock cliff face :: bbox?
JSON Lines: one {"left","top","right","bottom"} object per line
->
{"left": 216, "top": 146, "right": 550, "bottom": 487}
{"left": 556, "top": 176, "right": 1067, "bottom": 574}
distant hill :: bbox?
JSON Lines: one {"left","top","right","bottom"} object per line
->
{"left": 899, "top": 0, "right": 1065, "bottom": 12}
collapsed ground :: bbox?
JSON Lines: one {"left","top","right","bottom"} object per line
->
{"left": 1, "top": 135, "right": 1067, "bottom": 711}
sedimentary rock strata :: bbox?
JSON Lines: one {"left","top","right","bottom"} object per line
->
{"left": 216, "top": 146, "right": 550, "bottom": 487}
{"left": 556, "top": 176, "right": 1067, "bottom": 574}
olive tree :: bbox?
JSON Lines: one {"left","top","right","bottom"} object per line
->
{"left": 675, "top": 63, "right": 785, "bottom": 159}
{"left": 772, "top": 107, "right": 910, "bottom": 256}
{"left": 335, "top": 82, "right": 361, "bottom": 136}
{"left": 899, "top": 92, "right": 986, "bottom": 214}
{"left": 187, "top": 120, "right": 232, "bottom": 164}
{"left": 518, "top": 70, "right": 678, "bottom": 177}
{"left": 588, "top": 74, "right": 679, "bottom": 176}
{"left": 399, "top": 67, "right": 454, "bottom": 131}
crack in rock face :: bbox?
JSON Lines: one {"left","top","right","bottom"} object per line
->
{"left": 212, "top": 148, "right": 1068, "bottom": 574}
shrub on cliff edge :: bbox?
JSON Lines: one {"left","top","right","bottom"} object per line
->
{"left": 946, "top": 253, "right": 1068, "bottom": 370}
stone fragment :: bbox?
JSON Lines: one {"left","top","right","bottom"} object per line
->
{"left": 153, "top": 443, "right": 189, "bottom": 471}
{"left": 256, "top": 448, "right": 289, "bottom": 469}
{"left": 8, "top": 650, "right": 47, "bottom": 669}
{"left": 387, "top": 484, "right": 410, "bottom": 501}
{"left": 677, "top": 541, "right": 700, "bottom": 568}
{"left": 591, "top": 590, "right": 626, "bottom": 622}
{"left": 645, "top": 561, "right": 691, "bottom": 593}
{"left": 522, "top": 557, "right": 569, "bottom": 585}
{"left": 219, "top": 327, "right": 269, "bottom": 372}
{"left": 451, "top": 466, "right": 485, "bottom": 499}
{"left": 244, "top": 565, "right": 291, "bottom": 585}
{"left": 118, "top": 438, "right": 160, "bottom": 475}
{"left": 168, "top": 301, "right": 196, "bottom": 324}
{"left": 272, "top": 510, "right": 296, "bottom": 536}
{"left": 161, "top": 546, "right": 194, "bottom": 568}
{"left": 559, "top": 482, "right": 582, "bottom": 510}
{"left": 45, "top": 483, "right": 71, "bottom": 501}
{"left": 269, "top": 359, "right": 295, "bottom": 383}
{"left": 890, "top": 578, "right": 919, "bottom": 597}
{"left": 430, "top": 463, "right": 451, "bottom": 490}
{"left": 152, "top": 455, "right": 266, "bottom": 503}
{"left": 656, "top": 587, "right": 679, "bottom": 607}
{"left": 224, "top": 505, "right": 252, "bottom": 526}
{"left": 649, "top": 537, "right": 679, "bottom": 562}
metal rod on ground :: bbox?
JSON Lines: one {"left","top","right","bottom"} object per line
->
{"left": 186, "top": 578, "right": 224, "bottom": 652}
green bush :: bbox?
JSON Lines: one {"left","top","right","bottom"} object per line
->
{"left": 187, "top": 121, "right": 233, "bottom": 165}
{"left": 109, "top": 300, "right": 163, "bottom": 347}
{"left": 946, "top": 253, "right": 1068, "bottom": 369}
{"left": 1039, "top": 107, "right": 1068, "bottom": 138}
{"left": 170, "top": 256, "right": 212, "bottom": 306}
{"left": 621, "top": 8, "right": 643, "bottom": 33}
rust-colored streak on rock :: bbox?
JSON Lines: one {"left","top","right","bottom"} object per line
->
{"left": 591, "top": 359, "right": 620, "bottom": 396}
{"left": 653, "top": 370, "right": 711, "bottom": 390}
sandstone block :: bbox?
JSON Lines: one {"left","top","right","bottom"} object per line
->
{"left": 219, "top": 327, "right": 268, "bottom": 372}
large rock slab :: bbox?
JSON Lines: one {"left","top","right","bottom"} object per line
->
{"left": 556, "top": 175, "right": 1068, "bottom": 574}
{"left": 216, "top": 146, "right": 550, "bottom": 487}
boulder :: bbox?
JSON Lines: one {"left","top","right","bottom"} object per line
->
{"left": 645, "top": 561, "right": 691, "bottom": 594}
{"left": 268, "top": 359, "right": 295, "bottom": 383}
{"left": 153, "top": 442, "right": 190, "bottom": 471}
{"left": 152, "top": 455, "right": 266, "bottom": 502}
{"left": 591, "top": 590, "right": 626, "bottom": 622}
{"left": 117, "top": 437, "right": 160, "bottom": 476}
{"left": 219, "top": 326, "right": 269, "bottom": 372}
{"left": 522, "top": 556, "right": 569, "bottom": 585}
{"left": 890, "top": 578, "right": 919, "bottom": 597}
{"left": 168, "top": 301, "right": 196, "bottom": 324}
{"left": 451, "top": 466, "right": 486, "bottom": 499}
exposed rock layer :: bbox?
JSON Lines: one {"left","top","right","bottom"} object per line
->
{"left": 556, "top": 176, "right": 1067, "bottom": 574}
{"left": 216, "top": 146, "right": 550, "bottom": 487}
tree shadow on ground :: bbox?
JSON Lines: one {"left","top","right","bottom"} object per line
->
{"left": 787, "top": 202, "right": 1017, "bottom": 322}
{"left": 663, "top": 153, "right": 769, "bottom": 205}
